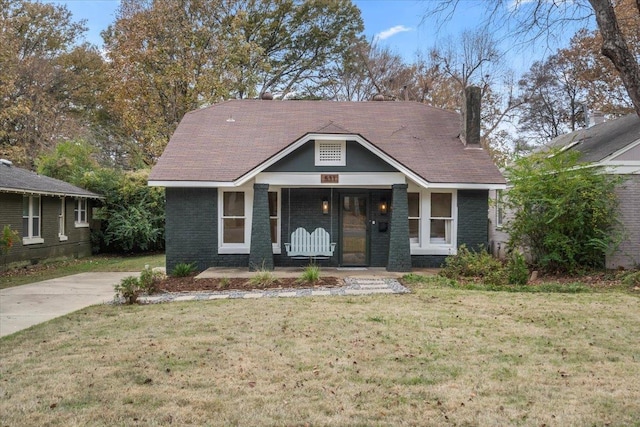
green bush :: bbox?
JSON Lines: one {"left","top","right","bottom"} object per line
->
{"left": 250, "top": 269, "right": 276, "bottom": 287}
{"left": 620, "top": 270, "right": 640, "bottom": 288}
{"left": 172, "top": 262, "right": 197, "bottom": 277}
{"left": 507, "top": 252, "right": 529, "bottom": 285}
{"left": 299, "top": 264, "right": 320, "bottom": 283}
{"left": 139, "top": 266, "right": 164, "bottom": 294}
{"left": 114, "top": 276, "right": 142, "bottom": 304}
{"left": 505, "top": 149, "right": 621, "bottom": 272}
{"left": 441, "top": 245, "right": 507, "bottom": 285}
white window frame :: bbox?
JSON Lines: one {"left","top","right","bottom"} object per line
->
{"left": 269, "top": 189, "right": 281, "bottom": 254}
{"left": 74, "top": 198, "right": 89, "bottom": 228}
{"left": 218, "top": 186, "right": 253, "bottom": 254}
{"left": 315, "top": 140, "right": 346, "bottom": 166}
{"left": 495, "top": 190, "right": 504, "bottom": 229}
{"left": 408, "top": 192, "right": 421, "bottom": 245}
{"left": 22, "top": 195, "right": 44, "bottom": 245}
{"left": 408, "top": 187, "right": 457, "bottom": 256}
{"left": 58, "top": 197, "right": 68, "bottom": 241}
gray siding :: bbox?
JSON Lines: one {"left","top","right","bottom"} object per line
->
{"left": 265, "top": 140, "right": 398, "bottom": 173}
{"left": 607, "top": 175, "right": 640, "bottom": 269}
{"left": 0, "top": 193, "right": 92, "bottom": 269}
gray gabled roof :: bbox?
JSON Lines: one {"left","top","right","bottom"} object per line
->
{"left": 545, "top": 113, "right": 640, "bottom": 162}
{"left": 0, "top": 160, "right": 102, "bottom": 198}
{"left": 149, "top": 99, "right": 505, "bottom": 186}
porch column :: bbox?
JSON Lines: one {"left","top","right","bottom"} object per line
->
{"left": 387, "top": 183, "right": 411, "bottom": 272}
{"left": 249, "top": 183, "right": 274, "bottom": 271}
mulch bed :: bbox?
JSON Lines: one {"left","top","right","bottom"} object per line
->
{"left": 155, "top": 276, "right": 343, "bottom": 293}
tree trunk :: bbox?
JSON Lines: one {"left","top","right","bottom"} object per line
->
{"left": 589, "top": 0, "right": 640, "bottom": 117}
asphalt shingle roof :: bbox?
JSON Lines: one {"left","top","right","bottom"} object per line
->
{"left": 545, "top": 113, "right": 640, "bottom": 162}
{"left": 0, "top": 161, "right": 101, "bottom": 198}
{"left": 149, "top": 100, "right": 505, "bottom": 185}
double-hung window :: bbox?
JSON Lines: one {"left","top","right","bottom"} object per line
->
{"left": 268, "top": 191, "right": 280, "bottom": 252}
{"left": 408, "top": 192, "right": 420, "bottom": 244}
{"left": 430, "top": 193, "right": 453, "bottom": 244}
{"left": 222, "top": 191, "right": 245, "bottom": 245}
{"left": 408, "top": 189, "right": 457, "bottom": 255}
{"left": 58, "top": 197, "right": 68, "bottom": 241}
{"left": 75, "top": 198, "right": 89, "bottom": 227}
{"left": 22, "top": 195, "right": 43, "bottom": 244}
{"left": 495, "top": 190, "right": 504, "bottom": 228}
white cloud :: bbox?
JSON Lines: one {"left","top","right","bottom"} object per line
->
{"left": 374, "top": 25, "right": 413, "bottom": 41}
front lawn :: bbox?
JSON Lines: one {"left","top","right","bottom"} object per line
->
{"left": 1, "top": 282, "right": 638, "bottom": 425}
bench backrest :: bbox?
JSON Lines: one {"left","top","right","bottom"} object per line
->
{"left": 287, "top": 227, "right": 335, "bottom": 256}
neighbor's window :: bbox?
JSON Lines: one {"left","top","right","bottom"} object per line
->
{"left": 22, "top": 195, "right": 42, "bottom": 243}
{"left": 268, "top": 191, "right": 279, "bottom": 246}
{"left": 222, "top": 191, "right": 245, "bottom": 244}
{"left": 496, "top": 190, "right": 504, "bottom": 228}
{"left": 75, "top": 198, "right": 88, "bottom": 227}
{"left": 58, "top": 197, "right": 68, "bottom": 240}
{"left": 408, "top": 192, "right": 420, "bottom": 244}
{"left": 315, "top": 140, "right": 346, "bottom": 166}
{"left": 430, "top": 193, "right": 452, "bottom": 244}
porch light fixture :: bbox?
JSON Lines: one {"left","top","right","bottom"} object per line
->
{"left": 322, "top": 197, "right": 329, "bottom": 215}
{"left": 379, "top": 198, "right": 388, "bottom": 215}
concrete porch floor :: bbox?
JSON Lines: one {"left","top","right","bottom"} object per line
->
{"left": 196, "top": 267, "right": 439, "bottom": 280}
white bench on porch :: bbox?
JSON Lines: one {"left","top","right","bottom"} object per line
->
{"left": 284, "top": 227, "right": 336, "bottom": 259}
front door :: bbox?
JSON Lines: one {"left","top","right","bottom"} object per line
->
{"left": 341, "top": 195, "right": 368, "bottom": 265}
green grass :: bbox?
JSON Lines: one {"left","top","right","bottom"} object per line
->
{"left": 1, "top": 285, "right": 639, "bottom": 425}
{"left": 0, "top": 253, "right": 165, "bottom": 289}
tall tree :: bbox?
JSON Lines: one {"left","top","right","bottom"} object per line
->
{"left": 422, "top": 0, "right": 640, "bottom": 117}
{"left": 419, "top": 29, "right": 523, "bottom": 163}
{"left": 103, "top": 0, "right": 364, "bottom": 164}
{"left": 315, "top": 41, "right": 417, "bottom": 102}
{"left": 0, "top": 0, "right": 102, "bottom": 168}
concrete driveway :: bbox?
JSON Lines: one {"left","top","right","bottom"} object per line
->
{"left": 0, "top": 272, "right": 136, "bottom": 338}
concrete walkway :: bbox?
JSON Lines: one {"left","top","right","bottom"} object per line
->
{"left": 0, "top": 272, "right": 136, "bottom": 338}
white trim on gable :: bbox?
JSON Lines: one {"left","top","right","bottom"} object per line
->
{"left": 149, "top": 133, "right": 506, "bottom": 190}
{"left": 256, "top": 172, "right": 406, "bottom": 187}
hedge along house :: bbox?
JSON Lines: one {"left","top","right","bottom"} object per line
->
{"left": 0, "top": 159, "right": 102, "bottom": 270}
{"left": 149, "top": 87, "right": 506, "bottom": 272}
{"left": 489, "top": 113, "right": 640, "bottom": 269}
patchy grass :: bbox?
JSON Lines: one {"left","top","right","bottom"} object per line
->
{"left": 1, "top": 284, "right": 639, "bottom": 425}
{"left": 400, "top": 272, "right": 640, "bottom": 294}
{"left": 0, "top": 253, "right": 165, "bottom": 289}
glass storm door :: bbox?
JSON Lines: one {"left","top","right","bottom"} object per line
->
{"left": 341, "top": 195, "right": 368, "bottom": 265}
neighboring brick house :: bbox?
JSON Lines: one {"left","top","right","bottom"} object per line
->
{"left": 0, "top": 160, "right": 102, "bottom": 270}
{"left": 489, "top": 113, "right": 640, "bottom": 269}
{"left": 149, "top": 88, "right": 506, "bottom": 272}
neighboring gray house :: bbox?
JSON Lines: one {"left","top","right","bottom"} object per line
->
{"left": 489, "top": 113, "right": 640, "bottom": 269}
{"left": 0, "top": 160, "right": 102, "bottom": 270}
{"left": 149, "top": 90, "right": 506, "bottom": 272}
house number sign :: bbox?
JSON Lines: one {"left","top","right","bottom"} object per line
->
{"left": 321, "top": 174, "right": 339, "bottom": 184}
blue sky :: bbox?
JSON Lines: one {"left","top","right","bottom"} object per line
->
{"left": 48, "top": 0, "right": 589, "bottom": 74}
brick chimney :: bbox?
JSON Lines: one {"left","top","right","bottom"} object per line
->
{"left": 461, "top": 86, "right": 481, "bottom": 147}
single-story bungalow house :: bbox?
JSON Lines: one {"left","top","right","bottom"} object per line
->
{"left": 0, "top": 159, "right": 102, "bottom": 269}
{"left": 489, "top": 113, "right": 640, "bottom": 269}
{"left": 149, "top": 88, "right": 506, "bottom": 272}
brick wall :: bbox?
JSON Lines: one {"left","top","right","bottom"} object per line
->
{"left": 165, "top": 188, "right": 217, "bottom": 272}
{"left": 388, "top": 184, "right": 411, "bottom": 271}
{"left": 457, "top": 189, "right": 489, "bottom": 250}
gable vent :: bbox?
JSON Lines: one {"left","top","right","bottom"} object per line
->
{"left": 315, "top": 140, "right": 346, "bottom": 166}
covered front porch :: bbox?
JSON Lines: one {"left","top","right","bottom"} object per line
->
{"left": 247, "top": 183, "right": 413, "bottom": 272}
